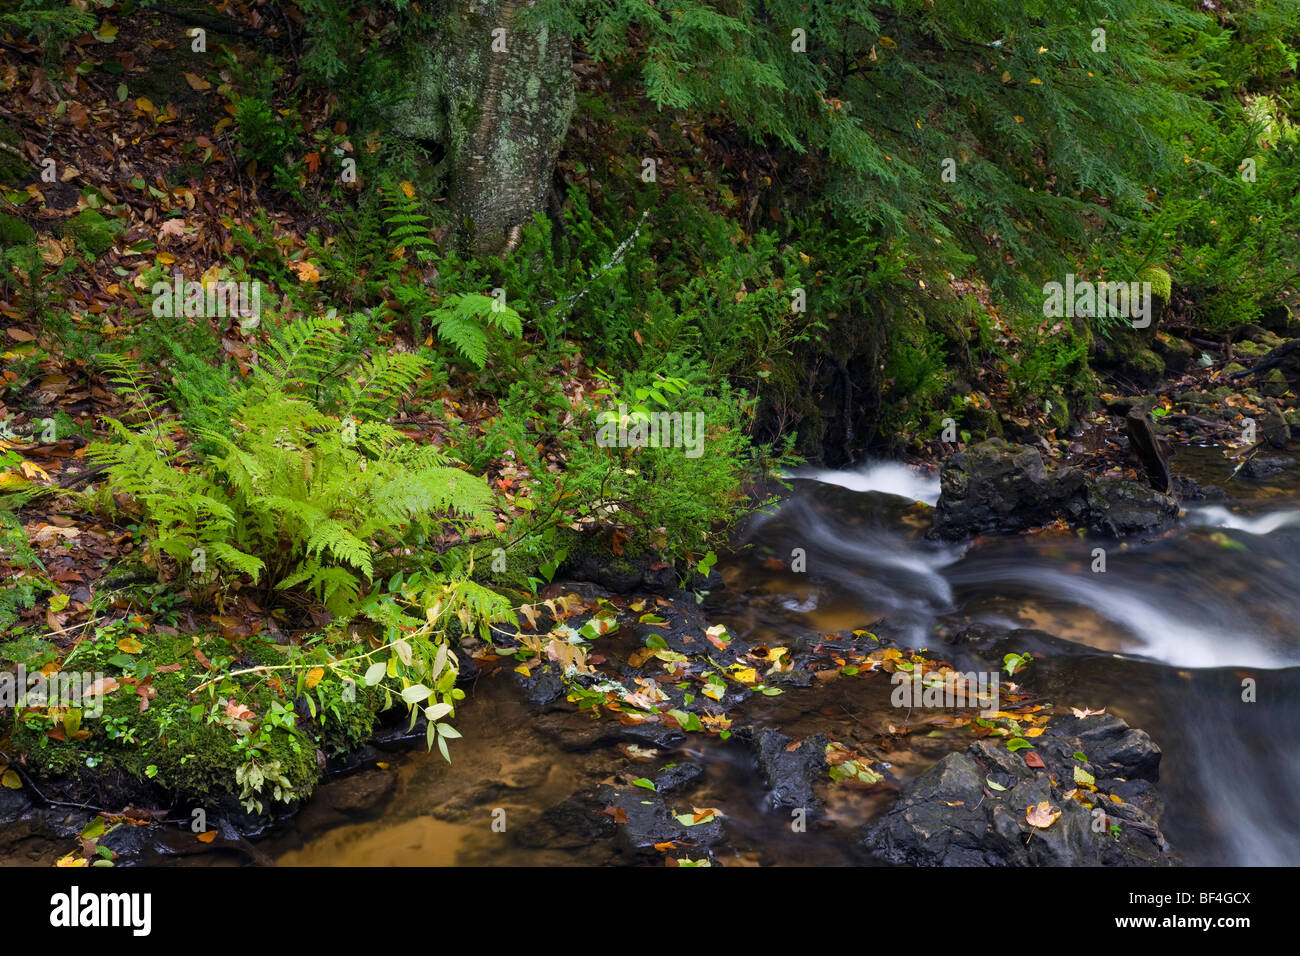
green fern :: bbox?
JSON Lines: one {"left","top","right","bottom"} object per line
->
{"left": 91, "top": 318, "right": 499, "bottom": 617}
{"left": 427, "top": 293, "right": 524, "bottom": 369}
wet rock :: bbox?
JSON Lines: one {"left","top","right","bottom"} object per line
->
{"left": 1044, "top": 713, "right": 1162, "bottom": 782}
{"left": 1170, "top": 475, "right": 1226, "bottom": 501}
{"left": 931, "top": 439, "right": 1085, "bottom": 538}
{"left": 932, "top": 440, "right": 1177, "bottom": 539}
{"left": 863, "top": 727, "right": 1175, "bottom": 866}
{"left": 315, "top": 770, "right": 397, "bottom": 817}
{"left": 1240, "top": 457, "right": 1295, "bottom": 481}
{"left": 516, "top": 784, "right": 723, "bottom": 863}
{"left": 1260, "top": 403, "right": 1291, "bottom": 449}
{"left": 749, "top": 728, "right": 829, "bottom": 812}
{"left": 1084, "top": 477, "right": 1179, "bottom": 536}
{"left": 533, "top": 710, "right": 685, "bottom": 752}
{"left": 653, "top": 761, "right": 704, "bottom": 795}
{"left": 514, "top": 665, "right": 567, "bottom": 709}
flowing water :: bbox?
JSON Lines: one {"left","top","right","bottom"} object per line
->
{"left": 256, "top": 447, "right": 1300, "bottom": 866}
{"left": 11, "top": 450, "right": 1297, "bottom": 866}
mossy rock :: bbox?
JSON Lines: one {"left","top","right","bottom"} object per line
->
{"left": 1120, "top": 347, "right": 1165, "bottom": 387}
{"left": 1044, "top": 388, "right": 1071, "bottom": 433}
{"left": 1154, "top": 333, "right": 1195, "bottom": 373}
{"left": 1233, "top": 340, "right": 1270, "bottom": 361}
{"left": 0, "top": 212, "right": 35, "bottom": 247}
{"left": 61, "top": 209, "right": 123, "bottom": 255}
{"left": 961, "top": 403, "right": 1003, "bottom": 441}
{"left": 1260, "top": 369, "right": 1290, "bottom": 399}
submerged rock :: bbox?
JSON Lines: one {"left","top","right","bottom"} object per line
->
{"left": 516, "top": 783, "right": 723, "bottom": 864}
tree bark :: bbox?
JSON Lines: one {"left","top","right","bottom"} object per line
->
{"left": 397, "top": 1, "right": 574, "bottom": 256}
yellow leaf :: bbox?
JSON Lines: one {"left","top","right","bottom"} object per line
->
{"left": 729, "top": 666, "right": 758, "bottom": 685}
{"left": 1024, "top": 726, "right": 1045, "bottom": 738}
{"left": 1030, "top": 78, "right": 1042, "bottom": 85}
{"left": 135, "top": 97, "right": 155, "bottom": 114}
{"left": 56, "top": 853, "right": 88, "bottom": 867}
{"left": 117, "top": 637, "right": 143, "bottom": 654}
{"left": 1026, "top": 801, "right": 1061, "bottom": 828}
{"left": 1014, "top": 116, "right": 1024, "bottom": 123}
{"left": 305, "top": 667, "right": 325, "bottom": 689}
{"left": 1001, "top": 71, "right": 1011, "bottom": 83}
{"left": 1, "top": 769, "right": 20, "bottom": 789}
{"left": 878, "top": 36, "right": 896, "bottom": 49}
{"left": 157, "top": 252, "right": 175, "bottom": 265}
{"left": 400, "top": 181, "right": 415, "bottom": 199}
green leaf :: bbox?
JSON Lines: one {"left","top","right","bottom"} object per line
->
{"left": 1006, "top": 737, "right": 1033, "bottom": 752}
{"left": 364, "top": 661, "right": 387, "bottom": 686}
{"left": 632, "top": 778, "right": 656, "bottom": 791}
{"left": 986, "top": 777, "right": 1008, "bottom": 791}
{"left": 401, "top": 684, "right": 432, "bottom": 704}
{"left": 1073, "top": 765, "right": 1096, "bottom": 787}
{"left": 424, "top": 702, "right": 453, "bottom": 721}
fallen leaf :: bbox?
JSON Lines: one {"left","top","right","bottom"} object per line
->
{"left": 1026, "top": 801, "right": 1061, "bottom": 829}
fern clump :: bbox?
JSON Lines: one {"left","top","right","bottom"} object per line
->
{"left": 90, "top": 321, "right": 497, "bottom": 616}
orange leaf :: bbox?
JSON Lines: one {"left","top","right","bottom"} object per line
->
{"left": 196, "top": 830, "right": 216, "bottom": 843}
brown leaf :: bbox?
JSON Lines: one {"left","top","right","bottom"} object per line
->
{"left": 1024, "top": 751, "right": 1046, "bottom": 768}
{"left": 601, "top": 805, "right": 628, "bottom": 824}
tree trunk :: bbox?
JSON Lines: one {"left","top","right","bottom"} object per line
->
{"left": 397, "top": 1, "right": 574, "bottom": 256}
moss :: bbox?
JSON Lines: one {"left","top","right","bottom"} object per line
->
{"left": 1260, "top": 369, "right": 1289, "bottom": 398}
{"left": 962, "top": 403, "right": 1003, "bottom": 441}
{"left": 10, "top": 630, "right": 324, "bottom": 811}
{"left": 61, "top": 209, "right": 123, "bottom": 256}
{"left": 0, "top": 212, "right": 35, "bottom": 247}
{"left": 1139, "top": 266, "right": 1173, "bottom": 303}
{"left": 1234, "top": 340, "right": 1270, "bottom": 361}
{"left": 0, "top": 122, "right": 26, "bottom": 186}
{"left": 1122, "top": 347, "right": 1165, "bottom": 385}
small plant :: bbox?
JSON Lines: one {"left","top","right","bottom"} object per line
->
{"left": 1003, "top": 652, "right": 1033, "bottom": 677}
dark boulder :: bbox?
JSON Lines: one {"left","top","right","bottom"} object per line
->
{"left": 932, "top": 440, "right": 1177, "bottom": 540}
{"left": 749, "top": 728, "right": 829, "bottom": 812}
{"left": 863, "top": 715, "right": 1174, "bottom": 866}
